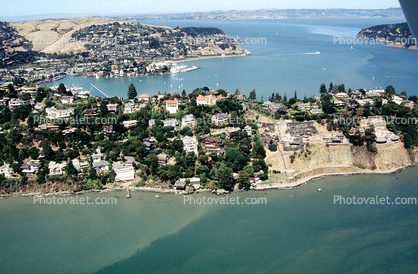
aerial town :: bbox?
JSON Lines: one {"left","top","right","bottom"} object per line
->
{"left": 1, "top": 78, "right": 417, "bottom": 195}
{"left": 0, "top": 19, "right": 249, "bottom": 84}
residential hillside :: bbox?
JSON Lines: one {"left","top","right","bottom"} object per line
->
{"left": 10, "top": 18, "right": 126, "bottom": 53}
{"left": 357, "top": 22, "right": 417, "bottom": 50}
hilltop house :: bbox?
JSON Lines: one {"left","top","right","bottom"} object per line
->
{"left": 166, "top": 98, "right": 179, "bottom": 114}
{"left": 60, "top": 96, "right": 74, "bottom": 104}
{"left": 91, "top": 153, "right": 109, "bottom": 172}
{"left": 138, "top": 94, "right": 150, "bottom": 101}
{"left": 196, "top": 94, "right": 217, "bottom": 105}
{"left": 332, "top": 99, "right": 345, "bottom": 107}
{"left": 243, "top": 125, "right": 252, "bottom": 136}
{"left": 46, "top": 107, "right": 74, "bottom": 119}
{"left": 103, "top": 125, "right": 114, "bottom": 136}
{"left": 163, "top": 118, "right": 178, "bottom": 128}
{"left": 226, "top": 127, "right": 241, "bottom": 138}
{"left": 20, "top": 160, "right": 42, "bottom": 175}
{"left": 48, "top": 161, "right": 66, "bottom": 176}
{"left": 201, "top": 135, "right": 224, "bottom": 155}
{"left": 182, "top": 136, "right": 198, "bottom": 154}
{"left": 124, "top": 102, "right": 138, "bottom": 114}
{"left": 106, "top": 103, "right": 118, "bottom": 113}
{"left": 72, "top": 157, "right": 90, "bottom": 172}
{"left": 34, "top": 103, "right": 45, "bottom": 111}
{"left": 335, "top": 92, "right": 349, "bottom": 99}
{"left": 8, "top": 98, "right": 25, "bottom": 109}
{"left": 0, "top": 163, "right": 15, "bottom": 178}
{"left": 123, "top": 120, "right": 138, "bottom": 128}
{"left": 142, "top": 137, "right": 156, "bottom": 152}
{"left": 83, "top": 109, "right": 98, "bottom": 117}
{"left": 310, "top": 108, "right": 323, "bottom": 115}
{"left": 181, "top": 114, "right": 195, "bottom": 128}
{"left": 157, "top": 152, "right": 170, "bottom": 165}
{"left": 212, "top": 113, "right": 228, "bottom": 125}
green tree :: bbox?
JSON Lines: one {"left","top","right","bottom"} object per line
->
{"left": 216, "top": 165, "right": 234, "bottom": 191}
{"left": 328, "top": 82, "right": 334, "bottom": 93}
{"left": 238, "top": 170, "right": 250, "bottom": 190}
{"left": 65, "top": 159, "right": 78, "bottom": 176}
{"left": 28, "top": 147, "right": 39, "bottom": 160}
{"left": 385, "top": 85, "right": 396, "bottom": 97}
{"left": 319, "top": 83, "right": 327, "bottom": 95}
{"left": 249, "top": 89, "right": 257, "bottom": 100}
{"left": 57, "top": 83, "right": 67, "bottom": 95}
{"left": 268, "top": 144, "right": 277, "bottom": 152}
{"left": 235, "top": 89, "right": 240, "bottom": 95}
{"left": 127, "top": 83, "right": 137, "bottom": 99}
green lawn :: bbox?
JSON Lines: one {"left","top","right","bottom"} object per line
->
{"left": 262, "top": 173, "right": 290, "bottom": 184}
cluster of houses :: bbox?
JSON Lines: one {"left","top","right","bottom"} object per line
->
{"left": 260, "top": 88, "right": 415, "bottom": 118}
{"left": 334, "top": 89, "right": 413, "bottom": 108}
{"left": 2, "top": 151, "right": 136, "bottom": 182}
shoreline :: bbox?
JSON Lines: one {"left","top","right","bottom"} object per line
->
{"left": 178, "top": 53, "right": 248, "bottom": 63}
{"left": 253, "top": 165, "right": 414, "bottom": 191}
{"left": 1, "top": 165, "right": 415, "bottom": 199}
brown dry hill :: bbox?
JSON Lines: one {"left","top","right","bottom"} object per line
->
{"left": 10, "top": 18, "right": 123, "bottom": 54}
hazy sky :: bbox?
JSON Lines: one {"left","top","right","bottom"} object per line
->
{"left": 1, "top": 0, "right": 401, "bottom": 16}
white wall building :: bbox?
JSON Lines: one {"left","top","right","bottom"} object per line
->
{"left": 182, "top": 136, "right": 198, "bottom": 154}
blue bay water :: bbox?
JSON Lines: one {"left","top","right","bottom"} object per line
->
{"left": 5, "top": 18, "right": 418, "bottom": 273}
{"left": 50, "top": 18, "right": 418, "bottom": 100}
{"left": 1, "top": 169, "right": 418, "bottom": 273}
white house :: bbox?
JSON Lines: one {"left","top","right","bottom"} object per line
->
{"left": 310, "top": 108, "right": 323, "bottom": 115}
{"left": 72, "top": 157, "right": 90, "bottom": 172}
{"left": 243, "top": 125, "right": 252, "bottom": 136}
{"left": 123, "top": 120, "right": 138, "bottom": 128}
{"left": 8, "top": 98, "right": 25, "bottom": 109}
{"left": 48, "top": 161, "right": 66, "bottom": 176}
{"left": 91, "top": 153, "right": 108, "bottom": 172}
{"left": 182, "top": 136, "right": 198, "bottom": 154}
{"left": 138, "top": 94, "right": 150, "bottom": 101}
{"left": 163, "top": 118, "right": 178, "bottom": 128}
{"left": 107, "top": 103, "right": 118, "bottom": 112}
{"left": 46, "top": 107, "right": 74, "bottom": 119}
{"left": 166, "top": 99, "right": 179, "bottom": 114}
{"left": 0, "top": 163, "right": 15, "bottom": 178}
{"left": 367, "top": 88, "right": 385, "bottom": 97}
{"left": 196, "top": 94, "right": 217, "bottom": 105}
{"left": 335, "top": 92, "right": 349, "bottom": 99}
{"left": 332, "top": 99, "right": 345, "bottom": 107}
{"left": 392, "top": 95, "right": 404, "bottom": 105}
{"left": 212, "top": 113, "right": 229, "bottom": 125}
{"left": 60, "top": 96, "right": 74, "bottom": 104}
{"left": 112, "top": 162, "right": 135, "bottom": 182}
{"left": 34, "top": 103, "right": 45, "bottom": 111}
{"left": 182, "top": 114, "right": 195, "bottom": 128}
{"left": 124, "top": 102, "right": 140, "bottom": 114}
{"left": 20, "top": 160, "right": 42, "bottom": 175}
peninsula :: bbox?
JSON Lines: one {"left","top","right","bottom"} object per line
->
{"left": 0, "top": 18, "right": 248, "bottom": 83}
{"left": 1, "top": 81, "right": 418, "bottom": 197}
{"left": 357, "top": 22, "right": 417, "bottom": 50}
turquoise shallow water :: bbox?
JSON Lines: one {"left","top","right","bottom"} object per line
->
{"left": 50, "top": 18, "right": 418, "bottom": 100}
{"left": 1, "top": 168, "right": 418, "bottom": 273}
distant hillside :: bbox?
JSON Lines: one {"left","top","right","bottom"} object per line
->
{"left": 180, "top": 27, "right": 225, "bottom": 36}
{"left": 357, "top": 22, "right": 417, "bottom": 50}
{"left": 10, "top": 17, "right": 122, "bottom": 53}
{"left": 113, "top": 8, "right": 404, "bottom": 21}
